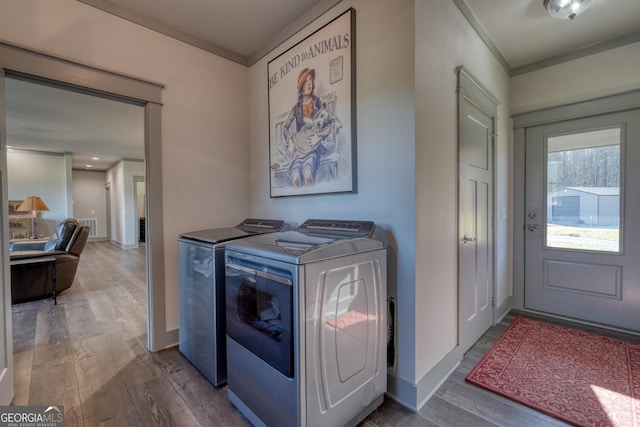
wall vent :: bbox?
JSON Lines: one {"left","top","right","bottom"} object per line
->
{"left": 78, "top": 218, "right": 98, "bottom": 237}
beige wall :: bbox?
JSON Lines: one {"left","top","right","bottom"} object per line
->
{"left": 7, "top": 150, "right": 70, "bottom": 237}
{"left": 414, "top": 0, "right": 511, "bottom": 406}
{"left": 0, "top": 0, "right": 251, "bottom": 330}
{"left": 413, "top": 6, "right": 640, "bottom": 409}
{"left": 248, "top": 0, "right": 417, "bottom": 395}
{"left": 72, "top": 169, "right": 108, "bottom": 240}
{"left": 249, "top": 0, "right": 512, "bottom": 408}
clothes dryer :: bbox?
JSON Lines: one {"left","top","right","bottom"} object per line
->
{"left": 178, "top": 218, "right": 289, "bottom": 387}
{"left": 224, "top": 219, "right": 387, "bottom": 426}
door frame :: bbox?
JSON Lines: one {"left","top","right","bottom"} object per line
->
{"left": 0, "top": 41, "right": 167, "bottom": 354}
{"left": 456, "top": 66, "right": 499, "bottom": 350}
{"left": 513, "top": 89, "right": 640, "bottom": 320}
{"left": 0, "top": 66, "right": 12, "bottom": 403}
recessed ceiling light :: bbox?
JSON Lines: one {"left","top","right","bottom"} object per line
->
{"left": 91, "top": 157, "right": 100, "bottom": 160}
{"left": 86, "top": 165, "right": 93, "bottom": 168}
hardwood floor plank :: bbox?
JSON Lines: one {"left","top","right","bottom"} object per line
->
{"left": 103, "top": 284, "right": 147, "bottom": 337}
{"left": 71, "top": 335, "right": 142, "bottom": 427}
{"left": 29, "top": 355, "right": 84, "bottom": 427}
{"left": 418, "top": 394, "right": 496, "bottom": 427}
{"left": 12, "top": 304, "right": 38, "bottom": 354}
{"left": 362, "top": 398, "right": 438, "bottom": 427}
{"left": 128, "top": 376, "right": 200, "bottom": 427}
{"left": 84, "top": 288, "right": 126, "bottom": 326}
{"left": 95, "top": 314, "right": 163, "bottom": 388}
{"left": 435, "top": 377, "right": 570, "bottom": 427}
{"left": 151, "top": 348, "right": 249, "bottom": 427}
{"left": 63, "top": 299, "right": 102, "bottom": 342}
{"left": 11, "top": 350, "right": 32, "bottom": 406}
{"left": 32, "top": 305, "right": 73, "bottom": 366}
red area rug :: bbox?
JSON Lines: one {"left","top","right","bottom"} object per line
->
{"left": 466, "top": 317, "right": 640, "bottom": 427}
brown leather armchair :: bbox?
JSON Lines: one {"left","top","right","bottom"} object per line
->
{"left": 9, "top": 218, "right": 90, "bottom": 304}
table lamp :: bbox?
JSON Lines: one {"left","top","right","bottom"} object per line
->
{"left": 16, "top": 196, "right": 49, "bottom": 239}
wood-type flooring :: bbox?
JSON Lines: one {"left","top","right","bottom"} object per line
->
{"left": 13, "top": 241, "right": 636, "bottom": 426}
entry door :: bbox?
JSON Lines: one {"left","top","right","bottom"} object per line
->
{"left": 524, "top": 109, "right": 640, "bottom": 331}
{"left": 458, "top": 94, "right": 494, "bottom": 351}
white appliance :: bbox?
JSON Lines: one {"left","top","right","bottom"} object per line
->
{"left": 178, "top": 218, "right": 289, "bottom": 387}
{"left": 224, "top": 219, "right": 387, "bottom": 427}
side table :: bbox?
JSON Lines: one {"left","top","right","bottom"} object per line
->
{"left": 10, "top": 256, "right": 57, "bottom": 304}
{"left": 9, "top": 238, "right": 49, "bottom": 251}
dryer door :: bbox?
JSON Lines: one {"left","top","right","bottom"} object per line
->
{"left": 225, "top": 261, "right": 294, "bottom": 378}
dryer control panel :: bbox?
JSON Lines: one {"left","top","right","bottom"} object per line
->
{"left": 297, "top": 219, "right": 375, "bottom": 237}
{"left": 238, "top": 218, "right": 288, "bottom": 232}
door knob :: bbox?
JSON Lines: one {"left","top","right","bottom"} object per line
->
{"left": 462, "top": 236, "right": 477, "bottom": 244}
{"left": 526, "top": 224, "right": 541, "bottom": 232}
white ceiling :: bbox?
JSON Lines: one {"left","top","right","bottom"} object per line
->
{"left": 104, "top": 0, "right": 330, "bottom": 60}
{"left": 5, "top": 78, "right": 144, "bottom": 171}
{"left": 6, "top": 0, "right": 640, "bottom": 170}
{"left": 463, "top": 0, "right": 640, "bottom": 70}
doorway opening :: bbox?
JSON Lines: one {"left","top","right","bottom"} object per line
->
{"left": 1, "top": 42, "right": 166, "bottom": 354}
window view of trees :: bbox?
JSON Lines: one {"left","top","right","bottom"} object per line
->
{"left": 547, "top": 145, "right": 620, "bottom": 193}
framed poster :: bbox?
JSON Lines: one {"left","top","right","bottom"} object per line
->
{"left": 268, "top": 8, "right": 355, "bottom": 197}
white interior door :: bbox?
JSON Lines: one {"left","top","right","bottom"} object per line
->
{"left": 524, "top": 109, "right": 640, "bottom": 331}
{"left": 458, "top": 95, "right": 494, "bottom": 351}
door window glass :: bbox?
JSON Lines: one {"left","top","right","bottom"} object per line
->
{"left": 546, "top": 127, "right": 621, "bottom": 252}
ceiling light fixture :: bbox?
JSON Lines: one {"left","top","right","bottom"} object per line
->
{"left": 543, "top": 0, "right": 593, "bottom": 20}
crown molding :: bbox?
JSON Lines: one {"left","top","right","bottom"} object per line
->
{"left": 452, "top": 0, "right": 511, "bottom": 76}
{"left": 77, "top": 0, "right": 249, "bottom": 66}
{"left": 511, "top": 31, "right": 640, "bottom": 76}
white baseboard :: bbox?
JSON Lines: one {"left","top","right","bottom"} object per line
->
{"left": 495, "top": 295, "right": 513, "bottom": 324}
{"left": 110, "top": 240, "right": 139, "bottom": 250}
{"left": 386, "top": 345, "right": 462, "bottom": 412}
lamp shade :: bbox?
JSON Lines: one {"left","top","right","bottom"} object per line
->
{"left": 543, "top": 0, "right": 593, "bottom": 20}
{"left": 17, "top": 196, "right": 50, "bottom": 213}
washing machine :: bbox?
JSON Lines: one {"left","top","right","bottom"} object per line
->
{"left": 178, "top": 218, "right": 289, "bottom": 387}
{"left": 224, "top": 219, "right": 387, "bottom": 427}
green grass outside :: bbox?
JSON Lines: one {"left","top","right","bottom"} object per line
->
{"left": 546, "top": 224, "right": 619, "bottom": 251}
